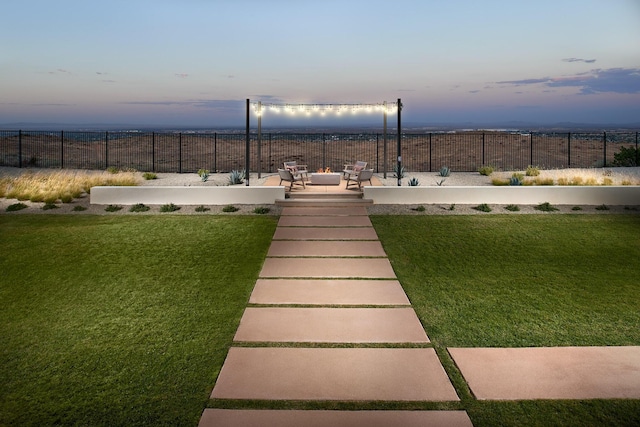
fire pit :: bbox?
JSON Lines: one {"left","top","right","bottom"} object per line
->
{"left": 310, "top": 168, "right": 341, "bottom": 185}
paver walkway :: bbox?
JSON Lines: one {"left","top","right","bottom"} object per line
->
{"left": 200, "top": 205, "right": 471, "bottom": 426}
{"left": 199, "top": 205, "right": 640, "bottom": 426}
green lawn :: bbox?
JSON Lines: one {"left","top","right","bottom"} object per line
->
{"left": 2, "top": 214, "right": 639, "bottom": 426}
{"left": 0, "top": 215, "right": 277, "bottom": 426}
{"left": 372, "top": 214, "right": 640, "bottom": 426}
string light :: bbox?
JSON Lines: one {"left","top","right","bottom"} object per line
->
{"left": 251, "top": 102, "right": 399, "bottom": 117}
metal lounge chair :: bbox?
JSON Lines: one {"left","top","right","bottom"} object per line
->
{"left": 346, "top": 168, "right": 374, "bottom": 190}
{"left": 283, "top": 161, "right": 309, "bottom": 181}
{"left": 342, "top": 161, "right": 367, "bottom": 180}
{"left": 278, "top": 168, "right": 306, "bottom": 191}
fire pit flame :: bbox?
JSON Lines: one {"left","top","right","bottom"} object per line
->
{"left": 316, "top": 167, "right": 332, "bottom": 173}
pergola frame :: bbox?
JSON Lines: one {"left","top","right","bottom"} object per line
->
{"left": 245, "top": 98, "right": 403, "bottom": 186}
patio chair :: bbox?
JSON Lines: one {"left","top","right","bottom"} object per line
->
{"left": 278, "top": 168, "right": 306, "bottom": 191}
{"left": 283, "top": 161, "right": 309, "bottom": 181}
{"left": 346, "top": 168, "right": 374, "bottom": 190}
{"left": 342, "top": 161, "right": 367, "bottom": 180}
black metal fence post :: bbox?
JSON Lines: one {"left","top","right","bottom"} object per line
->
{"left": 61, "top": 130, "right": 64, "bottom": 168}
{"left": 636, "top": 131, "right": 639, "bottom": 166}
{"left": 322, "top": 133, "right": 326, "bottom": 169}
{"left": 429, "top": 133, "right": 432, "bottom": 172}
{"left": 530, "top": 133, "right": 533, "bottom": 166}
{"left": 214, "top": 133, "right": 217, "bottom": 172}
{"left": 482, "top": 132, "right": 485, "bottom": 166}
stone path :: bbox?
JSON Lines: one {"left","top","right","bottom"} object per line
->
{"left": 199, "top": 205, "right": 640, "bottom": 426}
{"left": 200, "top": 205, "right": 471, "bottom": 426}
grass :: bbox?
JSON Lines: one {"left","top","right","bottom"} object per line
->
{"left": 0, "top": 169, "right": 139, "bottom": 203}
{"left": 0, "top": 215, "right": 277, "bottom": 426}
{"left": 372, "top": 215, "right": 640, "bottom": 426}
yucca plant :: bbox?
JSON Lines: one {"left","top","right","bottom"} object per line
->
{"left": 393, "top": 164, "right": 406, "bottom": 179}
{"left": 438, "top": 166, "right": 451, "bottom": 177}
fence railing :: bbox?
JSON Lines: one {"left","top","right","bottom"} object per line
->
{"left": 0, "top": 130, "right": 638, "bottom": 174}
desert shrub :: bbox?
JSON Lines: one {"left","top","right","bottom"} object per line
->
{"left": 473, "top": 203, "right": 492, "bottom": 212}
{"left": 142, "top": 172, "right": 157, "bottom": 180}
{"left": 197, "top": 169, "right": 210, "bottom": 182}
{"left": 525, "top": 165, "right": 540, "bottom": 176}
{"left": 160, "top": 203, "right": 180, "bottom": 212}
{"left": 6, "top": 203, "right": 28, "bottom": 212}
{"left": 105, "top": 204, "right": 122, "bottom": 212}
{"left": 106, "top": 166, "right": 120, "bottom": 174}
{"left": 535, "top": 202, "right": 558, "bottom": 212}
{"left": 572, "top": 206, "right": 583, "bottom": 211}
{"left": 505, "top": 204, "right": 520, "bottom": 212}
{"left": 195, "top": 205, "right": 210, "bottom": 212}
{"left": 448, "top": 204, "right": 456, "bottom": 211}
{"left": 595, "top": 204, "right": 610, "bottom": 211}
{"left": 531, "top": 177, "right": 554, "bottom": 186}
{"left": 42, "top": 202, "right": 59, "bottom": 210}
{"left": 478, "top": 165, "right": 494, "bottom": 176}
{"left": 612, "top": 146, "right": 639, "bottom": 167}
{"left": 509, "top": 176, "right": 523, "bottom": 186}
{"left": 129, "top": 203, "right": 150, "bottom": 213}
{"left": 253, "top": 207, "right": 270, "bottom": 214}
{"left": 228, "top": 170, "right": 245, "bottom": 185}
{"left": 222, "top": 205, "right": 239, "bottom": 212}
{"left": 72, "top": 205, "right": 87, "bottom": 211}
{"left": 412, "top": 205, "right": 426, "bottom": 212}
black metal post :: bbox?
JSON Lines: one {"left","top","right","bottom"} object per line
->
{"left": 383, "top": 102, "right": 387, "bottom": 179}
{"left": 429, "top": 133, "right": 432, "bottom": 172}
{"left": 18, "top": 130, "right": 22, "bottom": 168}
{"left": 530, "top": 133, "right": 533, "bottom": 166}
{"left": 257, "top": 101, "right": 262, "bottom": 178}
{"left": 245, "top": 99, "right": 250, "bottom": 186}
{"left": 482, "top": 132, "right": 485, "bottom": 166}
{"left": 636, "top": 131, "right": 639, "bottom": 166}
{"left": 397, "top": 98, "right": 402, "bottom": 186}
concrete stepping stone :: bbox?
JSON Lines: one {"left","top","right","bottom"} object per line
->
{"left": 234, "top": 307, "right": 429, "bottom": 343}
{"left": 260, "top": 257, "right": 396, "bottom": 279}
{"left": 249, "top": 279, "right": 410, "bottom": 305}
{"left": 199, "top": 409, "right": 473, "bottom": 427}
{"left": 267, "top": 240, "right": 386, "bottom": 257}
{"left": 211, "top": 347, "right": 459, "bottom": 401}
{"left": 278, "top": 215, "right": 372, "bottom": 227}
{"left": 273, "top": 227, "right": 379, "bottom": 240}
{"left": 281, "top": 207, "right": 368, "bottom": 216}
{"left": 449, "top": 346, "right": 640, "bottom": 400}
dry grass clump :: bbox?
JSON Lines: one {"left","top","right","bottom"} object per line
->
{"left": 0, "top": 170, "right": 139, "bottom": 203}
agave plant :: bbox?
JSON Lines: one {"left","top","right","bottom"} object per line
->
{"left": 407, "top": 177, "right": 420, "bottom": 186}
{"left": 228, "top": 169, "right": 245, "bottom": 185}
{"left": 509, "top": 176, "right": 523, "bottom": 186}
{"left": 198, "top": 168, "right": 210, "bottom": 182}
{"left": 393, "top": 164, "right": 406, "bottom": 179}
{"left": 439, "top": 166, "right": 451, "bottom": 177}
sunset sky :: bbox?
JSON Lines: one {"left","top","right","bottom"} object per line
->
{"left": 2, "top": 0, "right": 640, "bottom": 128}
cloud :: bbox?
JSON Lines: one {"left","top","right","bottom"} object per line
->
{"left": 496, "top": 67, "right": 640, "bottom": 95}
{"left": 175, "top": 73, "right": 189, "bottom": 78}
{"left": 96, "top": 71, "right": 107, "bottom": 75}
{"left": 562, "top": 58, "right": 596, "bottom": 64}
{"left": 48, "top": 69, "right": 72, "bottom": 75}
{"left": 468, "top": 90, "right": 480, "bottom": 94}
{"left": 121, "top": 99, "right": 244, "bottom": 110}
{"left": 102, "top": 80, "right": 116, "bottom": 83}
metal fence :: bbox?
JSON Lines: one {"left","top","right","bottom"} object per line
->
{"left": 0, "top": 130, "right": 638, "bottom": 174}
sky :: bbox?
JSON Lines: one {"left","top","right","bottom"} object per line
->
{"left": 2, "top": 0, "right": 640, "bottom": 129}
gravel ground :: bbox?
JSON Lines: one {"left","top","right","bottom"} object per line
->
{"left": 1, "top": 166, "right": 639, "bottom": 215}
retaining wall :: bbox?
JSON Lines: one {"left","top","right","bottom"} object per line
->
{"left": 90, "top": 186, "right": 285, "bottom": 205}
{"left": 364, "top": 186, "right": 640, "bottom": 205}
